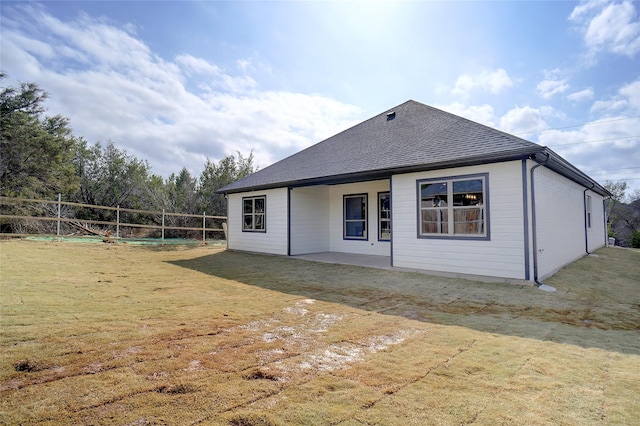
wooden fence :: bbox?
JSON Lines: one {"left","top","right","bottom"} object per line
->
{"left": 0, "top": 195, "right": 227, "bottom": 241}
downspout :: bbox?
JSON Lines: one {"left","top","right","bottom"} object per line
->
{"left": 287, "top": 187, "right": 292, "bottom": 256}
{"left": 583, "top": 183, "right": 595, "bottom": 255}
{"left": 521, "top": 159, "right": 530, "bottom": 281}
{"left": 224, "top": 194, "right": 229, "bottom": 249}
{"left": 530, "top": 152, "right": 555, "bottom": 291}
{"left": 603, "top": 198, "right": 609, "bottom": 246}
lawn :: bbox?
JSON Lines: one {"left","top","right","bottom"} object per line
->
{"left": 1, "top": 240, "right": 639, "bottom": 425}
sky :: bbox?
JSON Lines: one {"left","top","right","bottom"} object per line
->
{"left": 1, "top": 0, "right": 639, "bottom": 197}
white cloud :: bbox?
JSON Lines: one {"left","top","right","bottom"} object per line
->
{"left": 536, "top": 117, "right": 639, "bottom": 185}
{"left": 451, "top": 68, "right": 513, "bottom": 96}
{"left": 591, "top": 99, "right": 629, "bottom": 113}
{"left": 436, "top": 102, "right": 497, "bottom": 127}
{"left": 176, "top": 54, "right": 223, "bottom": 76}
{"left": 567, "top": 88, "right": 594, "bottom": 102}
{"left": 537, "top": 78, "right": 640, "bottom": 188}
{"left": 537, "top": 79, "right": 570, "bottom": 99}
{"left": 569, "top": 0, "right": 609, "bottom": 21}
{"left": 619, "top": 79, "right": 640, "bottom": 110}
{"left": 569, "top": 0, "right": 640, "bottom": 60}
{"left": 590, "top": 78, "right": 640, "bottom": 113}
{"left": 536, "top": 68, "right": 571, "bottom": 99}
{"left": 498, "top": 105, "right": 557, "bottom": 135}
{"left": 0, "top": 5, "right": 362, "bottom": 177}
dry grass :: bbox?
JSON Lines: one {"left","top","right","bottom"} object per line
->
{"left": 1, "top": 240, "right": 639, "bottom": 425}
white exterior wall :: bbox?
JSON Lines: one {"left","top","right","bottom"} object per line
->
{"left": 290, "top": 186, "right": 330, "bottom": 255}
{"left": 328, "top": 180, "right": 391, "bottom": 256}
{"left": 227, "top": 188, "right": 288, "bottom": 255}
{"left": 587, "top": 191, "right": 606, "bottom": 252}
{"left": 224, "top": 160, "right": 605, "bottom": 281}
{"left": 391, "top": 161, "right": 527, "bottom": 280}
{"left": 532, "top": 166, "right": 606, "bottom": 279}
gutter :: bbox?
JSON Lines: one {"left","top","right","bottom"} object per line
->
{"left": 217, "top": 148, "right": 542, "bottom": 195}
{"left": 542, "top": 148, "right": 611, "bottom": 197}
{"left": 529, "top": 153, "right": 556, "bottom": 292}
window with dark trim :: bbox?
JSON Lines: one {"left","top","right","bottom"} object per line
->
{"left": 418, "top": 174, "right": 488, "bottom": 239}
{"left": 242, "top": 195, "right": 266, "bottom": 232}
{"left": 344, "top": 194, "right": 367, "bottom": 239}
{"left": 378, "top": 192, "right": 391, "bottom": 241}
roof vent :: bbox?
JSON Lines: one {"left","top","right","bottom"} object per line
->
{"left": 386, "top": 111, "right": 396, "bottom": 121}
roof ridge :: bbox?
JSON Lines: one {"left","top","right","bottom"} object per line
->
{"left": 218, "top": 100, "right": 554, "bottom": 194}
{"left": 261, "top": 100, "right": 422, "bottom": 169}
{"left": 409, "top": 101, "right": 541, "bottom": 148}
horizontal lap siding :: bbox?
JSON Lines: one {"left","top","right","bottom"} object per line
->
{"left": 329, "top": 180, "right": 391, "bottom": 256}
{"left": 290, "top": 186, "right": 330, "bottom": 255}
{"left": 392, "top": 162, "right": 526, "bottom": 279}
{"left": 533, "top": 167, "right": 602, "bottom": 279}
{"left": 227, "top": 189, "right": 288, "bottom": 255}
{"left": 588, "top": 192, "right": 606, "bottom": 252}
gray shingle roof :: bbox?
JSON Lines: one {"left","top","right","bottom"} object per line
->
{"left": 218, "top": 100, "right": 608, "bottom": 196}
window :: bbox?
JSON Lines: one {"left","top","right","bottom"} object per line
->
{"left": 418, "top": 174, "right": 488, "bottom": 239}
{"left": 586, "top": 195, "right": 592, "bottom": 228}
{"left": 379, "top": 192, "right": 391, "bottom": 241}
{"left": 344, "top": 194, "right": 367, "bottom": 239}
{"left": 242, "top": 195, "right": 266, "bottom": 232}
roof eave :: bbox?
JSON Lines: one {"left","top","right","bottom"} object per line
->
{"left": 217, "top": 147, "right": 542, "bottom": 194}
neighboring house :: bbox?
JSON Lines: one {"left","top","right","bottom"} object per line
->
{"left": 218, "top": 100, "right": 610, "bottom": 284}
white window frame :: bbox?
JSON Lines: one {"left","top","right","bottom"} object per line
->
{"left": 242, "top": 195, "right": 266, "bottom": 232}
{"left": 417, "top": 173, "right": 489, "bottom": 240}
{"left": 586, "top": 194, "right": 592, "bottom": 228}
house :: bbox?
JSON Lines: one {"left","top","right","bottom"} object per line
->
{"left": 217, "top": 100, "right": 610, "bottom": 285}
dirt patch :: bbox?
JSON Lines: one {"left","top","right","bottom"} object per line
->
{"left": 243, "top": 369, "right": 281, "bottom": 381}
{"left": 226, "top": 414, "right": 279, "bottom": 426}
{"left": 13, "top": 359, "right": 46, "bottom": 373}
{"left": 154, "top": 383, "right": 197, "bottom": 394}
{"left": 173, "top": 248, "right": 640, "bottom": 347}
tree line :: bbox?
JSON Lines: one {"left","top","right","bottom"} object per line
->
{"left": 0, "top": 75, "right": 254, "bottom": 237}
{"left": 2, "top": 75, "right": 639, "bottom": 245}
{"left": 604, "top": 181, "right": 640, "bottom": 248}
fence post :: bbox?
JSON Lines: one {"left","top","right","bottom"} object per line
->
{"left": 202, "top": 212, "right": 206, "bottom": 243}
{"left": 57, "top": 193, "right": 61, "bottom": 241}
{"left": 116, "top": 206, "right": 120, "bottom": 239}
{"left": 162, "top": 209, "right": 165, "bottom": 241}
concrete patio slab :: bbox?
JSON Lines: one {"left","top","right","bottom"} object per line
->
{"left": 293, "top": 252, "right": 392, "bottom": 270}
{"left": 293, "top": 251, "right": 531, "bottom": 285}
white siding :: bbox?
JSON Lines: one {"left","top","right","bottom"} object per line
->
{"left": 328, "top": 180, "right": 391, "bottom": 256}
{"left": 533, "top": 166, "right": 606, "bottom": 279}
{"left": 290, "top": 186, "right": 330, "bottom": 255}
{"left": 227, "top": 188, "right": 288, "bottom": 255}
{"left": 391, "top": 161, "right": 527, "bottom": 280}
{"left": 225, "top": 160, "right": 605, "bottom": 281}
{"left": 587, "top": 191, "right": 606, "bottom": 252}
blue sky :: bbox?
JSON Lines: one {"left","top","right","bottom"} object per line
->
{"left": 1, "top": 1, "right": 639, "bottom": 196}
